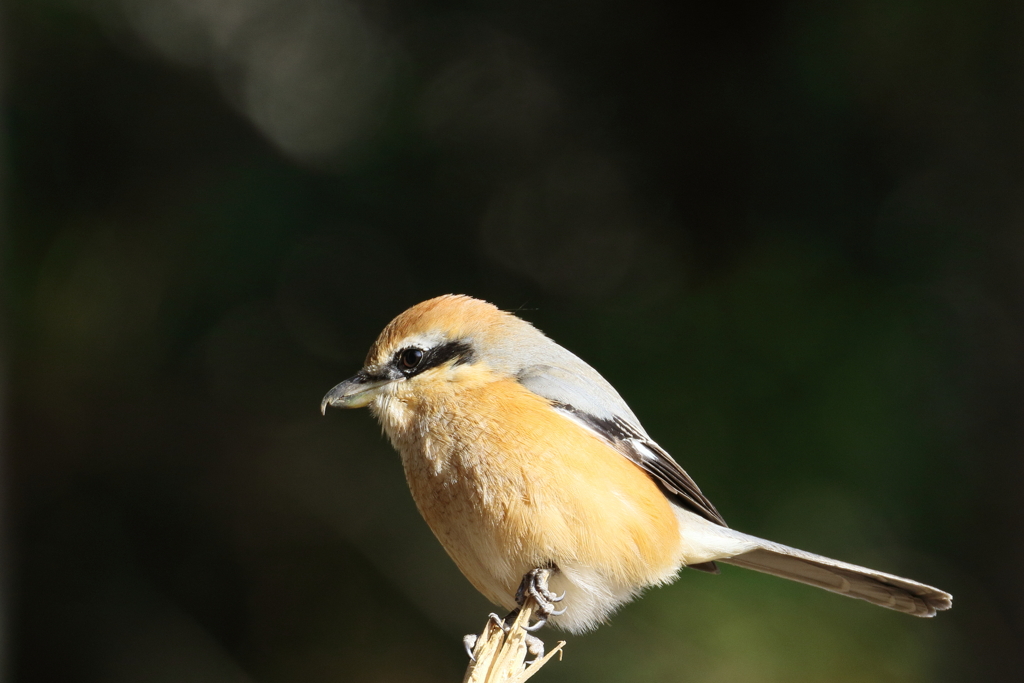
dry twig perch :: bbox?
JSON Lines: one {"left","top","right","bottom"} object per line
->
{"left": 462, "top": 601, "right": 566, "bottom": 683}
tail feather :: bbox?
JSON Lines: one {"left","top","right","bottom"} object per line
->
{"left": 674, "top": 507, "right": 952, "bottom": 616}
{"left": 718, "top": 541, "right": 952, "bottom": 617}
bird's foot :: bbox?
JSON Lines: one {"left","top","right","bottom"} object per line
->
{"left": 463, "top": 634, "right": 477, "bottom": 660}
{"left": 524, "top": 633, "right": 545, "bottom": 663}
{"left": 463, "top": 613, "right": 511, "bottom": 659}
{"left": 462, "top": 610, "right": 550, "bottom": 667}
{"left": 515, "top": 567, "right": 567, "bottom": 631}
{"left": 490, "top": 611, "right": 512, "bottom": 632}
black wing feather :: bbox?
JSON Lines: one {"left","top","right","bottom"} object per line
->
{"left": 550, "top": 401, "right": 727, "bottom": 527}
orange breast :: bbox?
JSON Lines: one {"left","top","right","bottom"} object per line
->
{"left": 390, "top": 371, "right": 683, "bottom": 608}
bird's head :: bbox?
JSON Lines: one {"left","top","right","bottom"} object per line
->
{"left": 320, "top": 294, "right": 539, "bottom": 413}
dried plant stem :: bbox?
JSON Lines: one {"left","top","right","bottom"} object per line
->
{"left": 462, "top": 601, "right": 566, "bottom": 683}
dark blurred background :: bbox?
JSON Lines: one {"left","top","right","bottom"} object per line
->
{"left": 2, "top": 0, "right": 1022, "bottom": 681}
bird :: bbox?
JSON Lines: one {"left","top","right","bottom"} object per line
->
{"left": 321, "top": 294, "right": 951, "bottom": 636}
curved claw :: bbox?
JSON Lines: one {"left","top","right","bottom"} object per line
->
{"left": 489, "top": 612, "right": 512, "bottom": 633}
{"left": 523, "top": 616, "right": 548, "bottom": 632}
{"left": 547, "top": 604, "right": 568, "bottom": 616}
{"left": 463, "top": 634, "right": 478, "bottom": 661}
{"left": 550, "top": 591, "right": 566, "bottom": 603}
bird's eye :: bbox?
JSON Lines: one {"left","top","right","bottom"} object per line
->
{"left": 399, "top": 348, "right": 424, "bottom": 370}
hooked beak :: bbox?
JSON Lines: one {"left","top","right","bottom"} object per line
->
{"left": 321, "top": 371, "right": 392, "bottom": 413}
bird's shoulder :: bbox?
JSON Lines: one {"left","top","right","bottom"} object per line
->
{"left": 515, "top": 361, "right": 727, "bottom": 527}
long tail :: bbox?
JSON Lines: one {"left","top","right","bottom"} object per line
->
{"left": 677, "top": 511, "right": 952, "bottom": 616}
{"left": 718, "top": 537, "right": 952, "bottom": 617}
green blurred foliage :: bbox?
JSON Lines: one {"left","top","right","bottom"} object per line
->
{"left": 4, "top": 0, "right": 1022, "bottom": 681}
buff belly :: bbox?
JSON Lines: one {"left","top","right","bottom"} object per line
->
{"left": 377, "top": 376, "right": 687, "bottom": 633}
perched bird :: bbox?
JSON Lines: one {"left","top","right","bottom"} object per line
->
{"left": 321, "top": 294, "right": 951, "bottom": 634}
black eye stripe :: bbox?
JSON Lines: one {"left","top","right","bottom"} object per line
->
{"left": 394, "top": 340, "right": 474, "bottom": 377}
